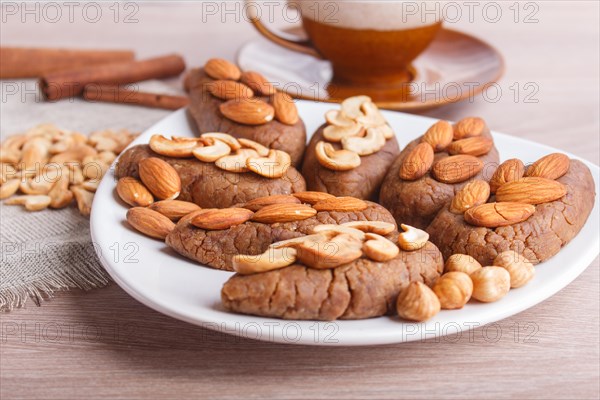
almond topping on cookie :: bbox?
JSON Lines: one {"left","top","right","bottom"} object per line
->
{"left": 525, "top": 153, "right": 570, "bottom": 180}
{"left": 449, "top": 180, "right": 490, "bottom": 214}
{"left": 447, "top": 136, "right": 493, "bottom": 157}
{"left": 204, "top": 58, "right": 241, "bottom": 81}
{"left": 464, "top": 202, "right": 536, "bottom": 228}
{"left": 489, "top": 158, "right": 525, "bottom": 193}
{"left": 242, "top": 194, "right": 301, "bottom": 211}
{"left": 422, "top": 121, "right": 453, "bottom": 152}
{"left": 219, "top": 98, "right": 274, "bottom": 125}
{"left": 399, "top": 142, "right": 434, "bottom": 181}
{"left": 191, "top": 208, "right": 254, "bottom": 230}
{"left": 453, "top": 117, "right": 485, "bottom": 139}
{"left": 312, "top": 196, "right": 368, "bottom": 212}
{"left": 431, "top": 155, "right": 484, "bottom": 184}
{"left": 251, "top": 203, "right": 317, "bottom": 224}
{"left": 292, "top": 191, "right": 335, "bottom": 205}
{"left": 495, "top": 177, "right": 567, "bottom": 204}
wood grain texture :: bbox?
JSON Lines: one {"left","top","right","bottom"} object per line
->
{"left": 1, "top": 2, "right": 598, "bottom": 399}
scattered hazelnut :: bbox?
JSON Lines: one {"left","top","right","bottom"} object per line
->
{"left": 493, "top": 250, "right": 535, "bottom": 288}
{"left": 396, "top": 282, "right": 441, "bottom": 322}
{"left": 470, "top": 267, "right": 511, "bottom": 302}
{"left": 445, "top": 254, "right": 482, "bottom": 275}
{"left": 432, "top": 272, "right": 473, "bottom": 309}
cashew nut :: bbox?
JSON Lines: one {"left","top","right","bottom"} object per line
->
{"left": 19, "top": 177, "right": 53, "bottom": 195}
{"left": 356, "top": 101, "right": 386, "bottom": 128}
{"left": 398, "top": 224, "right": 429, "bottom": 251}
{"left": 341, "top": 95, "right": 371, "bottom": 119}
{"left": 315, "top": 141, "right": 361, "bottom": 171}
{"left": 323, "top": 123, "right": 364, "bottom": 142}
{"left": 295, "top": 233, "right": 363, "bottom": 269}
{"left": 149, "top": 135, "right": 201, "bottom": 158}
{"left": 0, "top": 135, "right": 27, "bottom": 164}
{"left": 341, "top": 221, "right": 396, "bottom": 235}
{"left": 269, "top": 232, "right": 334, "bottom": 249}
{"left": 325, "top": 110, "right": 355, "bottom": 127}
{"left": 5, "top": 195, "right": 52, "bottom": 211}
{"left": 371, "top": 124, "right": 395, "bottom": 139}
{"left": 200, "top": 132, "right": 242, "bottom": 151}
{"left": 232, "top": 247, "right": 297, "bottom": 275}
{"left": 21, "top": 137, "right": 50, "bottom": 171}
{"left": 341, "top": 127, "right": 386, "bottom": 156}
{"left": 246, "top": 149, "right": 291, "bottom": 178}
{"left": 215, "top": 149, "right": 259, "bottom": 173}
{"left": 311, "top": 224, "right": 366, "bottom": 241}
{"left": 50, "top": 143, "right": 97, "bottom": 164}
{"left": 0, "top": 179, "right": 20, "bottom": 199}
{"left": 48, "top": 173, "right": 74, "bottom": 208}
{"left": 192, "top": 138, "right": 231, "bottom": 162}
{"left": 363, "top": 233, "right": 399, "bottom": 262}
{"left": 71, "top": 185, "right": 94, "bottom": 216}
{"left": 238, "top": 138, "right": 269, "bottom": 157}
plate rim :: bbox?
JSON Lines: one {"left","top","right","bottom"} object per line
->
{"left": 91, "top": 105, "right": 600, "bottom": 346}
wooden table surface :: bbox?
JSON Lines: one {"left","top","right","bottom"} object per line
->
{"left": 1, "top": 2, "right": 599, "bottom": 399}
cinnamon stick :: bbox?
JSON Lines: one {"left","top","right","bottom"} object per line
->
{"left": 83, "top": 84, "right": 189, "bottom": 110}
{"left": 40, "top": 54, "right": 186, "bottom": 101}
{"left": 0, "top": 47, "right": 135, "bottom": 78}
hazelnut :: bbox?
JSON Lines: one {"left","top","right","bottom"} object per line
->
{"left": 432, "top": 272, "right": 473, "bottom": 309}
{"left": 470, "top": 267, "right": 511, "bottom": 303}
{"left": 493, "top": 251, "right": 535, "bottom": 288}
{"left": 445, "top": 254, "right": 482, "bottom": 275}
{"left": 396, "top": 282, "right": 441, "bottom": 322}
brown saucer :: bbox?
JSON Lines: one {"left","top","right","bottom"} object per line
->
{"left": 237, "top": 28, "right": 505, "bottom": 111}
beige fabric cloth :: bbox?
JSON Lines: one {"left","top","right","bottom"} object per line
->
{"left": 0, "top": 79, "right": 180, "bottom": 310}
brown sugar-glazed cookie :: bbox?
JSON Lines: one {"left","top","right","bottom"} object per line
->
{"left": 301, "top": 96, "right": 401, "bottom": 200}
{"left": 116, "top": 134, "right": 306, "bottom": 209}
{"left": 220, "top": 220, "right": 443, "bottom": 321}
{"left": 165, "top": 194, "right": 398, "bottom": 271}
{"left": 426, "top": 155, "right": 595, "bottom": 266}
{"left": 186, "top": 59, "right": 306, "bottom": 166}
{"left": 379, "top": 117, "right": 500, "bottom": 229}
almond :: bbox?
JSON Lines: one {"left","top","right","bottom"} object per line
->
{"left": 399, "top": 142, "right": 434, "bottom": 181}
{"left": 292, "top": 191, "right": 335, "bottom": 205}
{"left": 204, "top": 58, "right": 241, "bottom": 81}
{"left": 422, "top": 121, "right": 453, "bottom": 152}
{"left": 138, "top": 157, "right": 181, "bottom": 200}
{"left": 431, "top": 155, "right": 484, "bottom": 184}
{"left": 126, "top": 207, "right": 175, "bottom": 240}
{"left": 453, "top": 117, "right": 486, "bottom": 139}
{"left": 116, "top": 177, "right": 154, "bottom": 207}
{"left": 272, "top": 92, "right": 299, "bottom": 125}
{"left": 208, "top": 80, "right": 254, "bottom": 100}
{"left": 312, "top": 196, "right": 368, "bottom": 212}
{"left": 240, "top": 71, "right": 276, "bottom": 96}
{"left": 525, "top": 153, "right": 570, "bottom": 180}
{"left": 495, "top": 177, "right": 567, "bottom": 204}
{"left": 464, "top": 202, "right": 536, "bottom": 228}
{"left": 251, "top": 203, "right": 317, "bottom": 224}
{"left": 447, "top": 136, "right": 493, "bottom": 156}
{"left": 219, "top": 98, "right": 275, "bottom": 125}
{"left": 242, "top": 194, "right": 301, "bottom": 211}
{"left": 149, "top": 200, "right": 201, "bottom": 221}
{"left": 191, "top": 208, "right": 254, "bottom": 230}
{"left": 449, "top": 180, "right": 490, "bottom": 214}
{"left": 489, "top": 158, "right": 525, "bottom": 193}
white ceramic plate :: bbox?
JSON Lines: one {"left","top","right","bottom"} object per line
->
{"left": 91, "top": 103, "right": 600, "bottom": 346}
